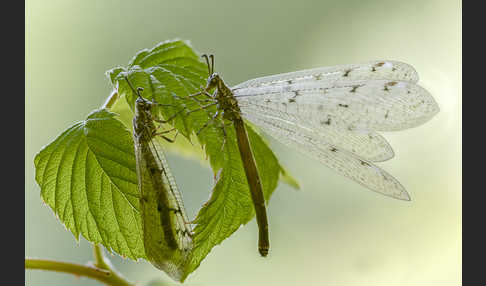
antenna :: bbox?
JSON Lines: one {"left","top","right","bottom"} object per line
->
{"left": 124, "top": 75, "right": 143, "bottom": 99}
{"left": 202, "top": 54, "right": 210, "bottom": 75}
{"left": 209, "top": 54, "right": 214, "bottom": 74}
{"left": 202, "top": 54, "right": 215, "bottom": 75}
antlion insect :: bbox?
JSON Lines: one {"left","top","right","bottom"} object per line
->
{"left": 185, "top": 55, "right": 439, "bottom": 256}
{"left": 127, "top": 77, "right": 192, "bottom": 281}
{"left": 187, "top": 55, "right": 271, "bottom": 257}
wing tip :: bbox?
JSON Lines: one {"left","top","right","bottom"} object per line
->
{"left": 397, "top": 190, "right": 412, "bottom": 201}
{"left": 388, "top": 177, "right": 411, "bottom": 201}
{"left": 431, "top": 99, "right": 441, "bottom": 116}
{"left": 367, "top": 60, "right": 420, "bottom": 83}
{"left": 379, "top": 187, "right": 411, "bottom": 201}
{"left": 367, "top": 135, "right": 395, "bottom": 162}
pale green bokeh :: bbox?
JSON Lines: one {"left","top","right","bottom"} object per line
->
{"left": 26, "top": 0, "right": 461, "bottom": 285}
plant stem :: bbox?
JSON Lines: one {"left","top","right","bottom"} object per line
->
{"left": 25, "top": 245, "right": 134, "bottom": 286}
{"left": 103, "top": 90, "right": 119, "bottom": 109}
{"left": 93, "top": 244, "right": 111, "bottom": 270}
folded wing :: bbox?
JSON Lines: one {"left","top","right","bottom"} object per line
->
{"left": 243, "top": 113, "right": 410, "bottom": 200}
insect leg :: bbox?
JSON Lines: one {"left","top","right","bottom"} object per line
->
{"left": 151, "top": 108, "right": 187, "bottom": 124}
{"left": 190, "top": 96, "right": 213, "bottom": 104}
{"left": 220, "top": 119, "right": 228, "bottom": 151}
{"left": 153, "top": 128, "right": 179, "bottom": 143}
{"left": 189, "top": 90, "right": 213, "bottom": 100}
{"left": 185, "top": 102, "right": 218, "bottom": 115}
{"left": 196, "top": 110, "right": 221, "bottom": 135}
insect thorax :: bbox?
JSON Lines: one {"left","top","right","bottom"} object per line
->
{"left": 133, "top": 100, "right": 156, "bottom": 139}
{"left": 215, "top": 78, "right": 242, "bottom": 121}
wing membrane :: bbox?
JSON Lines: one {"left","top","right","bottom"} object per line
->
{"left": 133, "top": 120, "right": 192, "bottom": 280}
{"left": 147, "top": 136, "right": 192, "bottom": 250}
{"left": 233, "top": 60, "right": 419, "bottom": 90}
{"left": 243, "top": 114, "right": 410, "bottom": 200}
{"left": 242, "top": 108, "right": 395, "bottom": 162}
{"left": 236, "top": 79, "right": 439, "bottom": 132}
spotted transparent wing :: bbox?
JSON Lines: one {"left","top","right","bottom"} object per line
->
{"left": 233, "top": 60, "right": 438, "bottom": 132}
{"left": 244, "top": 113, "right": 410, "bottom": 200}
{"left": 134, "top": 135, "right": 192, "bottom": 281}
{"left": 236, "top": 79, "right": 439, "bottom": 132}
{"left": 242, "top": 105, "right": 395, "bottom": 162}
{"left": 146, "top": 136, "right": 193, "bottom": 249}
{"left": 233, "top": 60, "right": 420, "bottom": 90}
{"left": 134, "top": 131, "right": 192, "bottom": 251}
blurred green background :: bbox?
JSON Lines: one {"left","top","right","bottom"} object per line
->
{"left": 25, "top": 0, "right": 461, "bottom": 285}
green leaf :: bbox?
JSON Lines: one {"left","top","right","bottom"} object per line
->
{"left": 279, "top": 167, "right": 301, "bottom": 190}
{"left": 107, "top": 39, "right": 299, "bottom": 280}
{"left": 109, "top": 89, "right": 208, "bottom": 165}
{"left": 34, "top": 109, "right": 145, "bottom": 259}
{"left": 182, "top": 124, "right": 283, "bottom": 277}
{"left": 145, "top": 279, "right": 174, "bottom": 286}
{"left": 34, "top": 39, "right": 300, "bottom": 281}
{"left": 247, "top": 122, "right": 301, "bottom": 191}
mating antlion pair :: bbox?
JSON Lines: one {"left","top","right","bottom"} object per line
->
{"left": 130, "top": 54, "right": 439, "bottom": 279}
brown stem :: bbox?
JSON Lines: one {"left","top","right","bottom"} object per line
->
{"left": 25, "top": 245, "right": 134, "bottom": 286}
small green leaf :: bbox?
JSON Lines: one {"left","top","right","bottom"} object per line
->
{"left": 34, "top": 109, "right": 145, "bottom": 260}
{"left": 279, "top": 167, "right": 301, "bottom": 190}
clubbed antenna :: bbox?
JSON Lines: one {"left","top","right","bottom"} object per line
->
{"left": 210, "top": 54, "right": 214, "bottom": 74}
{"left": 202, "top": 54, "right": 215, "bottom": 75}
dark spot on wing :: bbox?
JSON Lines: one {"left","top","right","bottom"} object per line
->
{"left": 360, "top": 160, "right": 371, "bottom": 167}
{"left": 330, "top": 147, "right": 337, "bottom": 152}
{"left": 287, "top": 80, "right": 293, "bottom": 84}
{"left": 289, "top": 98, "right": 296, "bottom": 103}
{"left": 372, "top": 62, "right": 384, "bottom": 72}
{"left": 338, "top": 103, "right": 349, "bottom": 108}
{"left": 176, "top": 229, "right": 189, "bottom": 235}
{"left": 294, "top": 90, "right": 301, "bottom": 97}
{"left": 319, "top": 88, "right": 328, "bottom": 94}
{"left": 385, "top": 110, "right": 389, "bottom": 119}
{"left": 392, "top": 67, "right": 397, "bottom": 71}
{"left": 343, "top": 69, "right": 351, "bottom": 77}
{"left": 314, "top": 74, "right": 322, "bottom": 80}
{"left": 321, "top": 118, "right": 331, "bottom": 125}
{"left": 383, "top": 81, "right": 397, "bottom": 92}
{"left": 265, "top": 99, "right": 271, "bottom": 103}
{"left": 350, "top": 85, "right": 360, "bottom": 93}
